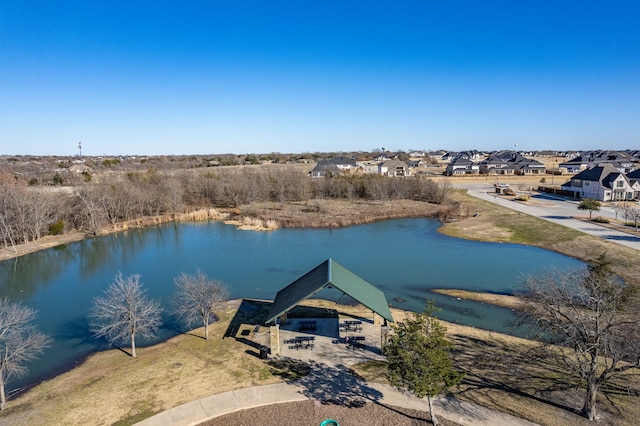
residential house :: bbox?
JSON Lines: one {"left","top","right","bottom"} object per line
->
{"left": 380, "top": 160, "right": 410, "bottom": 177}
{"left": 457, "top": 150, "right": 482, "bottom": 160}
{"left": 561, "top": 163, "right": 636, "bottom": 201}
{"left": 626, "top": 169, "right": 640, "bottom": 199}
{"left": 559, "top": 155, "right": 591, "bottom": 173}
{"left": 445, "top": 157, "right": 479, "bottom": 176}
{"left": 408, "top": 159, "right": 425, "bottom": 168}
{"left": 309, "top": 162, "right": 340, "bottom": 178}
{"left": 309, "top": 157, "right": 357, "bottom": 178}
{"left": 478, "top": 151, "right": 542, "bottom": 175}
{"left": 559, "top": 150, "right": 638, "bottom": 174}
{"left": 374, "top": 153, "right": 390, "bottom": 162}
{"left": 511, "top": 157, "right": 546, "bottom": 175}
{"left": 356, "top": 160, "right": 380, "bottom": 175}
{"left": 441, "top": 152, "right": 457, "bottom": 162}
{"left": 478, "top": 157, "right": 514, "bottom": 175}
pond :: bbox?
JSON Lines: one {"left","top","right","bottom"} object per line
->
{"left": 0, "top": 218, "right": 583, "bottom": 392}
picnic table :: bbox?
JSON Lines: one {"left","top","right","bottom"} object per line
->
{"left": 293, "top": 336, "right": 315, "bottom": 350}
{"left": 345, "top": 335, "right": 365, "bottom": 350}
{"left": 340, "top": 320, "right": 363, "bottom": 332}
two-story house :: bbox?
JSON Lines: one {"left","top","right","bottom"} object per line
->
{"left": 561, "top": 164, "right": 636, "bottom": 201}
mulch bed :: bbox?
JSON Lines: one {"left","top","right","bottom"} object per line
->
{"left": 202, "top": 399, "right": 461, "bottom": 426}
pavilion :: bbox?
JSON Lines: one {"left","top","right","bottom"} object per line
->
{"left": 266, "top": 258, "right": 394, "bottom": 325}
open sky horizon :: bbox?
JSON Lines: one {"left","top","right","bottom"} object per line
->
{"left": 1, "top": 1, "right": 638, "bottom": 156}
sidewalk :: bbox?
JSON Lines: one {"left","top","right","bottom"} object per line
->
{"left": 136, "top": 364, "right": 538, "bottom": 426}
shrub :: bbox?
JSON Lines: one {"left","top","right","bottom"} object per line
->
{"left": 593, "top": 216, "right": 610, "bottom": 224}
{"left": 49, "top": 220, "right": 65, "bottom": 235}
{"left": 540, "top": 177, "right": 546, "bottom": 183}
{"left": 515, "top": 195, "right": 530, "bottom": 201}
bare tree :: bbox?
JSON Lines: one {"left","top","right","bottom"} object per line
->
{"left": 0, "top": 299, "right": 51, "bottom": 410}
{"left": 516, "top": 255, "right": 640, "bottom": 420}
{"left": 612, "top": 202, "right": 623, "bottom": 220}
{"left": 624, "top": 205, "right": 640, "bottom": 231}
{"left": 91, "top": 273, "right": 162, "bottom": 357}
{"left": 72, "top": 185, "right": 106, "bottom": 231}
{"left": 173, "top": 271, "right": 229, "bottom": 340}
{"left": 26, "top": 189, "right": 58, "bottom": 241}
{"left": 0, "top": 201, "right": 17, "bottom": 253}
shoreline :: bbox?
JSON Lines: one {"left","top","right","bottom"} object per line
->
{"left": 0, "top": 200, "right": 448, "bottom": 263}
{"left": 0, "top": 208, "right": 229, "bottom": 263}
{"left": 431, "top": 289, "right": 523, "bottom": 310}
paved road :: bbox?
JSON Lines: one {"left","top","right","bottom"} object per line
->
{"left": 458, "top": 183, "right": 640, "bottom": 251}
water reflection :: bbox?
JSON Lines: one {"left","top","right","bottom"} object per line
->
{"left": 0, "top": 244, "right": 74, "bottom": 299}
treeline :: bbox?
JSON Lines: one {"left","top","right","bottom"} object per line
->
{"left": 0, "top": 167, "right": 451, "bottom": 250}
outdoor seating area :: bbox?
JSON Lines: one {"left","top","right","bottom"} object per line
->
{"left": 287, "top": 335, "right": 316, "bottom": 350}
{"left": 274, "top": 314, "right": 387, "bottom": 367}
{"left": 263, "top": 259, "right": 393, "bottom": 364}
{"left": 344, "top": 335, "right": 366, "bottom": 350}
{"left": 340, "top": 320, "right": 363, "bottom": 332}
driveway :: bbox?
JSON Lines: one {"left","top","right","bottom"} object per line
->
{"left": 459, "top": 183, "right": 640, "bottom": 251}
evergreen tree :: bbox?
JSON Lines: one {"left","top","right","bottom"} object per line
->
{"left": 383, "top": 300, "right": 464, "bottom": 425}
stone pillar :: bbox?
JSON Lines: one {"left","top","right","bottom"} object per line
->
{"left": 269, "top": 324, "right": 280, "bottom": 356}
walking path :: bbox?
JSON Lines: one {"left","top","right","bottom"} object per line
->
{"left": 136, "top": 364, "right": 538, "bottom": 426}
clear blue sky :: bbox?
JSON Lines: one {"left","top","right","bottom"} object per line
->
{"left": 1, "top": 1, "right": 638, "bottom": 156}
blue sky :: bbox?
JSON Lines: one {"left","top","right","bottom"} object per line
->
{"left": 1, "top": 1, "right": 638, "bottom": 156}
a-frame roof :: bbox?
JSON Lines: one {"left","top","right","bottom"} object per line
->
{"left": 265, "top": 259, "right": 394, "bottom": 324}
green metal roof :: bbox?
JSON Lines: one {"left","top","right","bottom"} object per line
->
{"left": 265, "top": 258, "right": 394, "bottom": 323}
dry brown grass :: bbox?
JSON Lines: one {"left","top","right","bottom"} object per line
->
{"left": 232, "top": 199, "right": 447, "bottom": 229}
{"left": 225, "top": 216, "right": 280, "bottom": 231}
{"left": 431, "top": 289, "right": 522, "bottom": 310}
